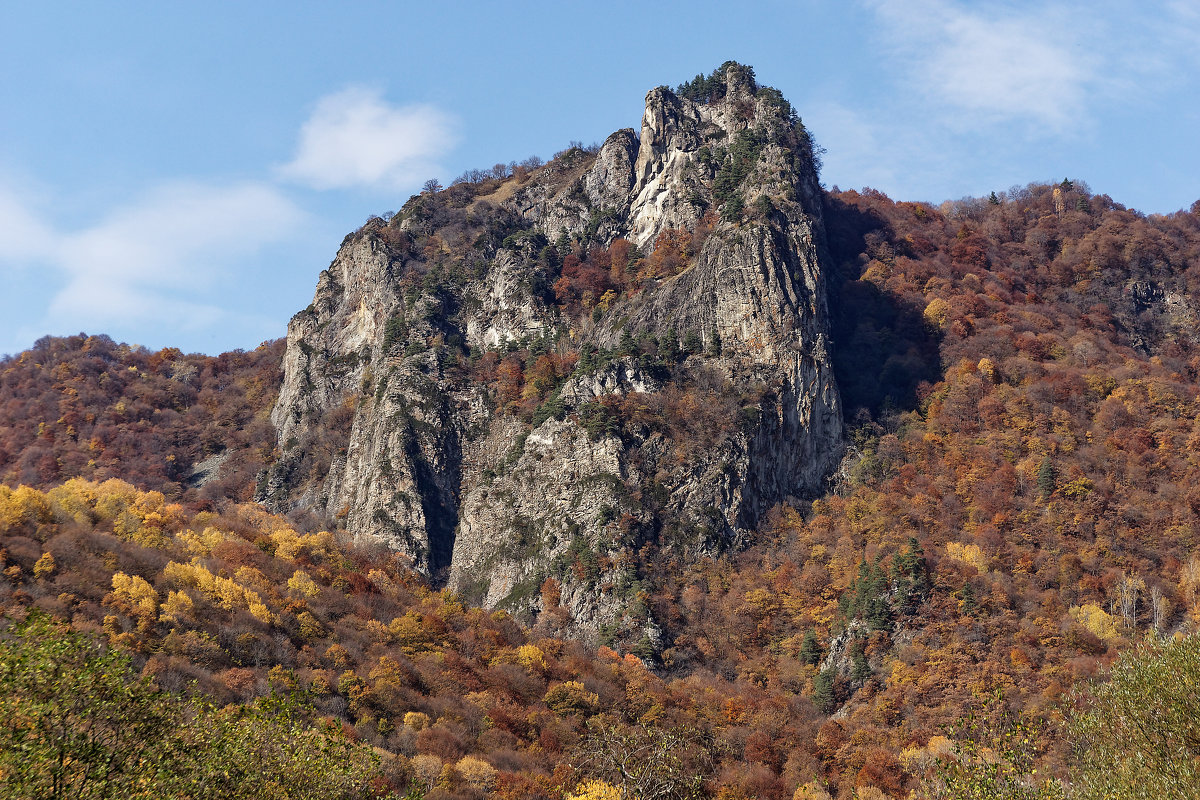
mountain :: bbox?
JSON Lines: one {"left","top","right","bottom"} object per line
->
{"left": 260, "top": 62, "right": 842, "bottom": 643}
{"left": 4, "top": 62, "right": 1200, "bottom": 799}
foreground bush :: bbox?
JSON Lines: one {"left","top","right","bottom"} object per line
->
{"left": 1068, "top": 633, "right": 1200, "bottom": 799}
{"left": 0, "top": 611, "right": 380, "bottom": 800}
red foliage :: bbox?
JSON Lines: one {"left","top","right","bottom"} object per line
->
{"left": 0, "top": 335, "right": 283, "bottom": 505}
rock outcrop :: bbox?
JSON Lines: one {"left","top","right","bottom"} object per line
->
{"left": 261, "top": 63, "right": 843, "bottom": 644}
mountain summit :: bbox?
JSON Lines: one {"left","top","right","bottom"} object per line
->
{"left": 260, "top": 63, "right": 842, "bottom": 641}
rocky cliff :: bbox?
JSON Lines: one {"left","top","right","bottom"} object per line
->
{"left": 261, "top": 62, "right": 843, "bottom": 644}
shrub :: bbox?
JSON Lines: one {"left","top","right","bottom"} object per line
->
{"left": 1068, "top": 633, "right": 1200, "bottom": 798}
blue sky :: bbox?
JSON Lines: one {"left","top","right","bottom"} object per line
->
{"left": 2, "top": 1, "right": 1197, "bottom": 356}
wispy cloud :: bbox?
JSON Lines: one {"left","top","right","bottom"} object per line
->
{"left": 0, "top": 180, "right": 306, "bottom": 346}
{"left": 0, "top": 185, "right": 55, "bottom": 262}
{"left": 278, "top": 87, "right": 457, "bottom": 191}
{"left": 868, "top": 0, "right": 1099, "bottom": 132}
{"left": 1157, "top": 2, "right": 1200, "bottom": 70}
{"left": 1, "top": 84, "right": 461, "bottom": 354}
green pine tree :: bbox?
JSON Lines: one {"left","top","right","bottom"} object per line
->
{"left": 1037, "top": 456, "right": 1056, "bottom": 499}
{"left": 800, "top": 630, "right": 823, "bottom": 666}
{"left": 813, "top": 668, "right": 838, "bottom": 715}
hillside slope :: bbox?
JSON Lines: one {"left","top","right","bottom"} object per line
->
{"left": 0, "top": 335, "right": 283, "bottom": 504}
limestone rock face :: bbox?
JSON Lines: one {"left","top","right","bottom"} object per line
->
{"left": 462, "top": 249, "right": 555, "bottom": 350}
{"left": 583, "top": 130, "right": 639, "bottom": 219}
{"left": 270, "top": 235, "right": 395, "bottom": 449}
{"left": 262, "top": 64, "right": 843, "bottom": 642}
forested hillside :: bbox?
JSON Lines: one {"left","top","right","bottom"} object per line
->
{"left": 3, "top": 174, "right": 1200, "bottom": 798}
{"left": 0, "top": 335, "right": 283, "bottom": 503}
{"left": 632, "top": 181, "right": 1200, "bottom": 792}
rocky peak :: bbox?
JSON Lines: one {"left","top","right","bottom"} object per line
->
{"left": 503, "top": 62, "right": 823, "bottom": 255}
{"left": 261, "top": 64, "right": 843, "bottom": 647}
{"left": 625, "top": 62, "right": 820, "bottom": 248}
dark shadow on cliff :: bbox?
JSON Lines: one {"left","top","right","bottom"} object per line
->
{"left": 822, "top": 193, "right": 942, "bottom": 422}
{"left": 398, "top": 419, "right": 462, "bottom": 587}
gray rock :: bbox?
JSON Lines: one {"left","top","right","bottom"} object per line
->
{"left": 260, "top": 67, "right": 844, "bottom": 645}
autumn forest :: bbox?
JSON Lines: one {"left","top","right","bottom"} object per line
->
{"left": 4, "top": 171, "right": 1200, "bottom": 799}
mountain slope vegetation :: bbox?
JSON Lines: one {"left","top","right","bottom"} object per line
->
{"left": 3, "top": 63, "right": 1200, "bottom": 798}
{"left": 0, "top": 334, "right": 283, "bottom": 504}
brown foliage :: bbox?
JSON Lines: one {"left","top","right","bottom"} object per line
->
{"left": 0, "top": 335, "right": 283, "bottom": 505}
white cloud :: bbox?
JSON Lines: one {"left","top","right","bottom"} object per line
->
{"left": 1, "top": 85, "right": 460, "bottom": 354}
{"left": 278, "top": 87, "right": 456, "bottom": 191}
{"left": 826, "top": 0, "right": 1200, "bottom": 206}
{"left": 0, "top": 186, "right": 55, "bottom": 262}
{"left": 868, "top": 0, "right": 1099, "bottom": 131}
{"left": 0, "top": 180, "right": 306, "bottom": 342}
